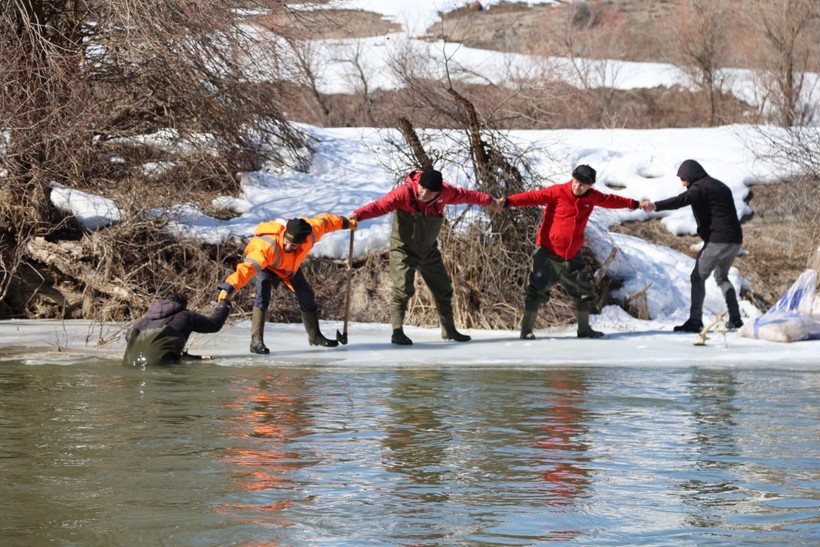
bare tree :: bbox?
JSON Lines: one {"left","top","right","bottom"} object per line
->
{"left": 332, "top": 41, "right": 376, "bottom": 125}
{"left": 535, "top": 2, "right": 628, "bottom": 127}
{"left": 744, "top": 0, "right": 819, "bottom": 126}
{"left": 662, "top": 0, "right": 733, "bottom": 127}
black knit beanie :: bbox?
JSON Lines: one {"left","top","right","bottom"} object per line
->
{"left": 419, "top": 169, "right": 443, "bottom": 192}
{"left": 285, "top": 218, "right": 312, "bottom": 244}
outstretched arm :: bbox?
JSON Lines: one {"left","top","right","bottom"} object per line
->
{"left": 353, "top": 185, "right": 409, "bottom": 221}
{"left": 190, "top": 300, "right": 232, "bottom": 334}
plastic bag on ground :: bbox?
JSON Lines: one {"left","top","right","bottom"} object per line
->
{"left": 740, "top": 269, "right": 820, "bottom": 343}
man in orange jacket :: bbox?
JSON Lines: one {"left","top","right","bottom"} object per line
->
{"left": 217, "top": 214, "right": 355, "bottom": 353}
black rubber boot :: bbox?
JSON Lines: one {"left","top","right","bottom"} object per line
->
{"left": 441, "top": 320, "right": 471, "bottom": 342}
{"left": 391, "top": 327, "right": 413, "bottom": 345}
{"left": 520, "top": 310, "right": 538, "bottom": 340}
{"left": 302, "top": 311, "right": 339, "bottom": 347}
{"left": 576, "top": 306, "right": 605, "bottom": 339}
{"left": 250, "top": 307, "right": 270, "bottom": 354}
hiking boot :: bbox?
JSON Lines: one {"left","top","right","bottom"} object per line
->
{"left": 725, "top": 318, "right": 744, "bottom": 330}
{"left": 673, "top": 319, "right": 704, "bottom": 333}
{"left": 391, "top": 327, "right": 413, "bottom": 345}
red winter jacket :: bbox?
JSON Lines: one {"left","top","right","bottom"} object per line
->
{"left": 353, "top": 171, "right": 492, "bottom": 220}
{"left": 507, "top": 181, "right": 638, "bottom": 260}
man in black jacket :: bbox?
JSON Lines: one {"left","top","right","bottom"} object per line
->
{"left": 641, "top": 159, "right": 744, "bottom": 332}
{"left": 123, "top": 292, "right": 232, "bottom": 366}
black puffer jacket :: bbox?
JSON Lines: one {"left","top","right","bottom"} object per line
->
{"left": 123, "top": 299, "right": 231, "bottom": 365}
{"left": 654, "top": 159, "right": 742, "bottom": 244}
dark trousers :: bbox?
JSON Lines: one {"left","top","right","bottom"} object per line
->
{"left": 524, "top": 248, "right": 594, "bottom": 312}
{"left": 690, "top": 242, "right": 742, "bottom": 321}
{"left": 254, "top": 268, "right": 317, "bottom": 313}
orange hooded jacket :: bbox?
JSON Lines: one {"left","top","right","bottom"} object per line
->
{"left": 223, "top": 214, "right": 346, "bottom": 293}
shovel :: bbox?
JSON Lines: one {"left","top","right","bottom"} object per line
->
{"left": 336, "top": 230, "right": 355, "bottom": 345}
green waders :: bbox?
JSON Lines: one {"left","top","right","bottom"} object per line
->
{"left": 388, "top": 210, "right": 470, "bottom": 345}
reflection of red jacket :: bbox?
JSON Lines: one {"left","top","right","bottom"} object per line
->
{"left": 507, "top": 181, "right": 638, "bottom": 260}
{"left": 354, "top": 171, "right": 492, "bottom": 220}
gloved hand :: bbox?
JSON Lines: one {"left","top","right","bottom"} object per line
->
{"left": 344, "top": 216, "right": 357, "bottom": 231}
{"left": 216, "top": 282, "right": 233, "bottom": 303}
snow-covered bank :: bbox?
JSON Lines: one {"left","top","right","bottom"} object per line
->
{"left": 52, "top": 123, "right": 792, "bottom": 324}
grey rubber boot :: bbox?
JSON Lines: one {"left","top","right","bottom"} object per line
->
{"left": 250, "top": 307, "right": 270, "bottom": 354}
{"left": 520, "top": 310, "right": 537, "bottom": 340}
{"left": 301, "top": 311, "right": 339, "bottom": 347}
{"left": 576, "top": 305, "right": 604, "bottom": 339}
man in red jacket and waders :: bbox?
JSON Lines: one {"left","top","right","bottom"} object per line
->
{"left": 499, "top": 164, "right": 640, "bottom": 339}
{"left": 350, "top": 168, "right": 499, "bottom": 346}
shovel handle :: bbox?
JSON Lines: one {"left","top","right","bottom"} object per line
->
{"left": 342, "top": 230, "right": 354, "bottom": 335}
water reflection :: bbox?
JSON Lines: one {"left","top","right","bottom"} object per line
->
{"left": 535, "top": 369, "right": 591, "bottom": 541}
{"left": 219, "top": 374, "right": 316, "bottom": 525}
{"left": 682, "top": 369, "right": 742, "bottom": 529}
{"left": 382, "top": 370, "right": 451, "bottom": 502}
{"left": 537, "top": 370, "right": 590, "bottom": 505}
{"left": 2, "top": 363, "right": 816, "bottom": 545}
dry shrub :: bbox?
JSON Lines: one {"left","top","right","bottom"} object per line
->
{"left": 323, "top": 207, "right": 585, "bottom": 332}
{"left": 8, "top": 205, "right": 241, "bottom": 324}
{"left": 1, "top": 0, "right": 320, "bottom": 319}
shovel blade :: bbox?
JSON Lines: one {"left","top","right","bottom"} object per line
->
{"left": 336, "top": 329, "right": 348, "bottom": 345}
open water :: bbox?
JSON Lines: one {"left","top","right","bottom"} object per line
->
{"left": 0, "top": 360, "right": 818, "bottom": 545}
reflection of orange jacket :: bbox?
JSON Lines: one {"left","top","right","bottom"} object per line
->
{"left": 223, "top": 214, "right": 346, "bottom": 292}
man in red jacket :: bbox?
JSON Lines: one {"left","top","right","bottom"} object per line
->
{"left": 499, "top": 165, "right": 639, "bottom": 339}
{"left": 350, "top": 168, "right": 499, "bottom": 345}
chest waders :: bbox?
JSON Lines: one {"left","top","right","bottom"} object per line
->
{"left": 122, "top": 318, "right": 181, "bottom": 366}
{"left": 388, "top": 210, "right": 470, "bottom": 344}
